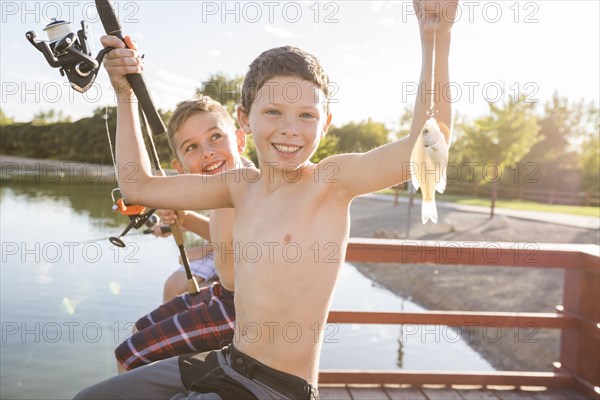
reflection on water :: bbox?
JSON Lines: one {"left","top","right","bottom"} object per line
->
{"left": 1, "top": 182, "right": 492, "bottom": 400}
{"left": 3, "top": 181, "right": 123, "bottom": 229}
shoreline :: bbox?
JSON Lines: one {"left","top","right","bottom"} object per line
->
{"left": 0, "top": 155, "right": 177, "bottom": 183}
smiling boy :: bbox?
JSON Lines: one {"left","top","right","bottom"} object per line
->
{"left": 75, "top": 1, "right": 456, "bottom": 398}
{"left": 114, "top": 96, "right": 250, "bottom": 372}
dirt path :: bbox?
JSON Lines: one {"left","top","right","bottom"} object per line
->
{"left": 348, "top": 197, "right": 599, "bottom": 371}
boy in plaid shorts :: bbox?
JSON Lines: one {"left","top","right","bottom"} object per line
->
{"left": 114, "top": 96, "right": 252, "bottom": 372}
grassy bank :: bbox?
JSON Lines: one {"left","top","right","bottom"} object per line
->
{"left": 377, "top": 189, "right": 599, "bottom": 217}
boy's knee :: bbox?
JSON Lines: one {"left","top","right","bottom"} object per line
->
{"left": 163, "top": 272, "right": 187, "bottom": 302}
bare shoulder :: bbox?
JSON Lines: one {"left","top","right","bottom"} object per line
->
{"left": 224, "top": 166, "right": 260, "bottom": 203}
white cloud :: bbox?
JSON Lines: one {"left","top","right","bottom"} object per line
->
{"left": 264, "top": 24, "right": 299, "bottom": 40}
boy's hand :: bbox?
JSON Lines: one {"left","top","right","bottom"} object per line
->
{"left": 100, "top": 35, "right": 143, "bottom": 95}
{"left": 155, "top": 209, "right": 185, "bottom": 229}
{"left": 151, "top": 224, "right": 173, "bottom": 238}
{"left": 413, "top": 0, "right": 458, "bottom": 39}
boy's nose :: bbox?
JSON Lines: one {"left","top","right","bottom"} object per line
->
{"left": 280, "top": 116, "right": 300, "bottom": 137}
{"left": 280, "top": 124, "right": 299, "bottom": 137}
{"left": 203, "top": 149, "right": 216, "bottom": 158}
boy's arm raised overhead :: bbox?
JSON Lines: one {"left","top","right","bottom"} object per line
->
{"left": 331, "top": 0, "right": 457, "bottom": 198}
{"left": 101, "top": 35, "right": 234, "bottom": 212}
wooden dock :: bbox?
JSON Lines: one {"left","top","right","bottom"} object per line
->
{"left": 318, "top": 239, "right": 600, "bottom": 399}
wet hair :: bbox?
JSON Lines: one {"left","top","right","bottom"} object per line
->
{"left": 167, "top": 96, "right": 236, "bottom": 158}
{"left": 241, "top": 46, "right": 331, "bottom": 115}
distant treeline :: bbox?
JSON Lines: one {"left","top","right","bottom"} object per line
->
{"left": 1, "top": 107, "right": 173, "bottom": 167}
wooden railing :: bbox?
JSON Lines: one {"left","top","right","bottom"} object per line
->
{"left": 321, "top": 239, "right": 600, "bottom": 399}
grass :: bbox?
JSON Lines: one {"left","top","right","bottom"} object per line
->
{"left": 376, "top": 189, "right": 600, "bottom": 217}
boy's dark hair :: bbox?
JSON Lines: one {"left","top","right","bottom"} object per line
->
{"left": 241, "top": 46, "right": 331, "bottom": 115}
{"left": 167, "top": 96, "right": 236, "bottom": 159}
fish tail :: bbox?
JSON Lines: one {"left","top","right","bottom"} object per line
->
{"left": 421, "top": 199, "right": 438, "bottom": 224}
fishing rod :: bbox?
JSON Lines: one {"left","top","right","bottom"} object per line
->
{"left": 26, "top": 0, "right": 200, "bottom": 294}
{"left": 94, "top": 0, "right": 199, "bottom": 294}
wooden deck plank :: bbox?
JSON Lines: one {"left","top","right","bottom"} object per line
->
{"left": 527, "top": 388, "right": 572, "bottom": 400}
{"left": 318, "top": 385, "right": 352, "bottom": 400}
{"left": 320, "top": 385, "right": 593, "bottom": 400}
{"left": 557, "top": 388, "right": 590, "bottom": 400}
{"left": 457, "top": 388, "right": 501, "bottom": 400}
{"left": 421, "top": 387, "right": 463, "bottom": 400}
{"left": 493, "top": 389, "right": 535, "bottom": 400}
{"left": 384, "top": 385, "right": 428, "bottom": 400}
{"left": 348, "top": 385, "right": 390, "bottom": 400}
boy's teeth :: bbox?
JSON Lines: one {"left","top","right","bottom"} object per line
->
{"left": 205, "top": 161, "right": 224, "bottom": 172}
{"left": 274, "top": 144, "right": 301, "bottom": 153}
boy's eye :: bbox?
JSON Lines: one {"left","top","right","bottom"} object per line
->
{"left": 184, "top": 144, "right": 197, "bottom": 153}
{"left": 210, "top": 133, "right": 222, "bottom": 141}
{"left": 300, "top": 112, "right": 316, "bottom": 119}
{"left": 266, "top": 109, "right": 281, "bottom": 115}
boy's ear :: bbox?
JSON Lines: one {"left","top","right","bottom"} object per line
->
{"left": 171, "top": 158, "right": 186, "bottom": 174}
{"left": 236, "top": 105, "right": 251, "bottom": 134}
{"left": 235, "top": 128, "right": 246, "bottom": 154}
{"left": 321, "top": 113, "right": 333, "bottom": 139}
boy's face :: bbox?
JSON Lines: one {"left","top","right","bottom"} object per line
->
{"left": 238, "top": 76, "right": 331, "bottom": 169}
{"left": 171, "top": 111, "right": 245, "bottom": 175}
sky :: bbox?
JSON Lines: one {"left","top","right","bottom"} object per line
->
{"left": 1, "top": 0, "right": 599, "bottom": 128}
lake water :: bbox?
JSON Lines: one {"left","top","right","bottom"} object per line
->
{"left": 0, "top": 181, "right": 493, "bottom": 399}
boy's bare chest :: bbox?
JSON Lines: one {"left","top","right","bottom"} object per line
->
{"left": 234, "top": 184, "right": 346, "bottom": 249}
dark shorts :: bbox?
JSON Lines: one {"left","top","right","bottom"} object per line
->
{"left": 178, "top": 345, "right": 319, "bottom": 400}
{"left": 115, "top": 282, "right": 235, "bottom": 370}
{"left": 74, "top": 346, "right": 318, "bottom": 400}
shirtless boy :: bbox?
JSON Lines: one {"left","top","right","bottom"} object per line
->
{"left": 75, "top": 1, "right": 456, "bottom": 398}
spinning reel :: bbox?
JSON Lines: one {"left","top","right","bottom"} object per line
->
{"left": 26, "top": 18, "right": 111, "bottom": 93}
{"left": 109, "top": 188, "right": 171, "bottom": 248}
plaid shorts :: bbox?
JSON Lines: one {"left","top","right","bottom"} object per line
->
{"left": 115, "top": 282, "right": 235, "bottom": 370}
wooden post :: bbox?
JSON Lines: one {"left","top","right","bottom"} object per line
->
{"left": 585, "top": 191, "right": 591, "bottom": 207}
{"left": 558, "top": 251, "right": 600, "bottom": 398}
{"left": 490, "top": 180, "right": 497, "bottom": 218}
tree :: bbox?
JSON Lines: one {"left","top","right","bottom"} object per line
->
{"left": 31, "top": 109, "right": 71, "bottom": 125}
{"left": 328, "top": 119, "right": 390, "bottom": 154}
{"left": 580, "top": 134, "right": 600, "bottom": 193}
{"left": 521, "top": 93, "right": 596, "bottom": 191}
{"left": 579, "top": 106, "right": 600, "bottom": 193}
{"left": 460, "top": 95, "right": 540, "bottom": 216}
{"left": 0, "top": 108, "right": 13, "bottom": 126}
{"left": 195, "top": 73, "right": 244, "bottom": 117}
{"left": 311, "top": 134, "right": 340, "bottom": 163}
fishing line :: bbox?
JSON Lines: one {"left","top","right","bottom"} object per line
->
{"left": 428, "top": 29, "right": 437, "bottom": 118}
{"left": 104, "top": 106, "right": 118, "bottom": 182}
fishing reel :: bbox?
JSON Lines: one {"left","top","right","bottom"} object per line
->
{"left": 109, "top": 188, "right": 164, "bottom": 248}
{"left": 26, "top": 18, "right": 111, "bottom": 93}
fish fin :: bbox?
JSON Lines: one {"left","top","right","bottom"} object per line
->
{"left": 439, "top": 122, "right": 452, "bottom": 146}
{"left": 436, "top": 166, "right": 447, "bottom": 194}
{"left": 421, "top": 199, "right": 438, "bottom": 224}
{"left": 411, "top": 172, "right": 420, "bottom": 191}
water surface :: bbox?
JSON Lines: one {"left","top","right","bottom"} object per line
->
{"left": 0, "top": 182, "right": 492, "bottom": 399}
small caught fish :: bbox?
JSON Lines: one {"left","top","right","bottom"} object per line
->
{"left": 410, "top": 117, "right": 452, "bottom": 224}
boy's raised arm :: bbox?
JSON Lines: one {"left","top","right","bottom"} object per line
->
{"left": 102, "top": 35, "right": 234, "bottom": 211}
{"left": 332, "top": 0, "right": 456, "bottom": 198}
